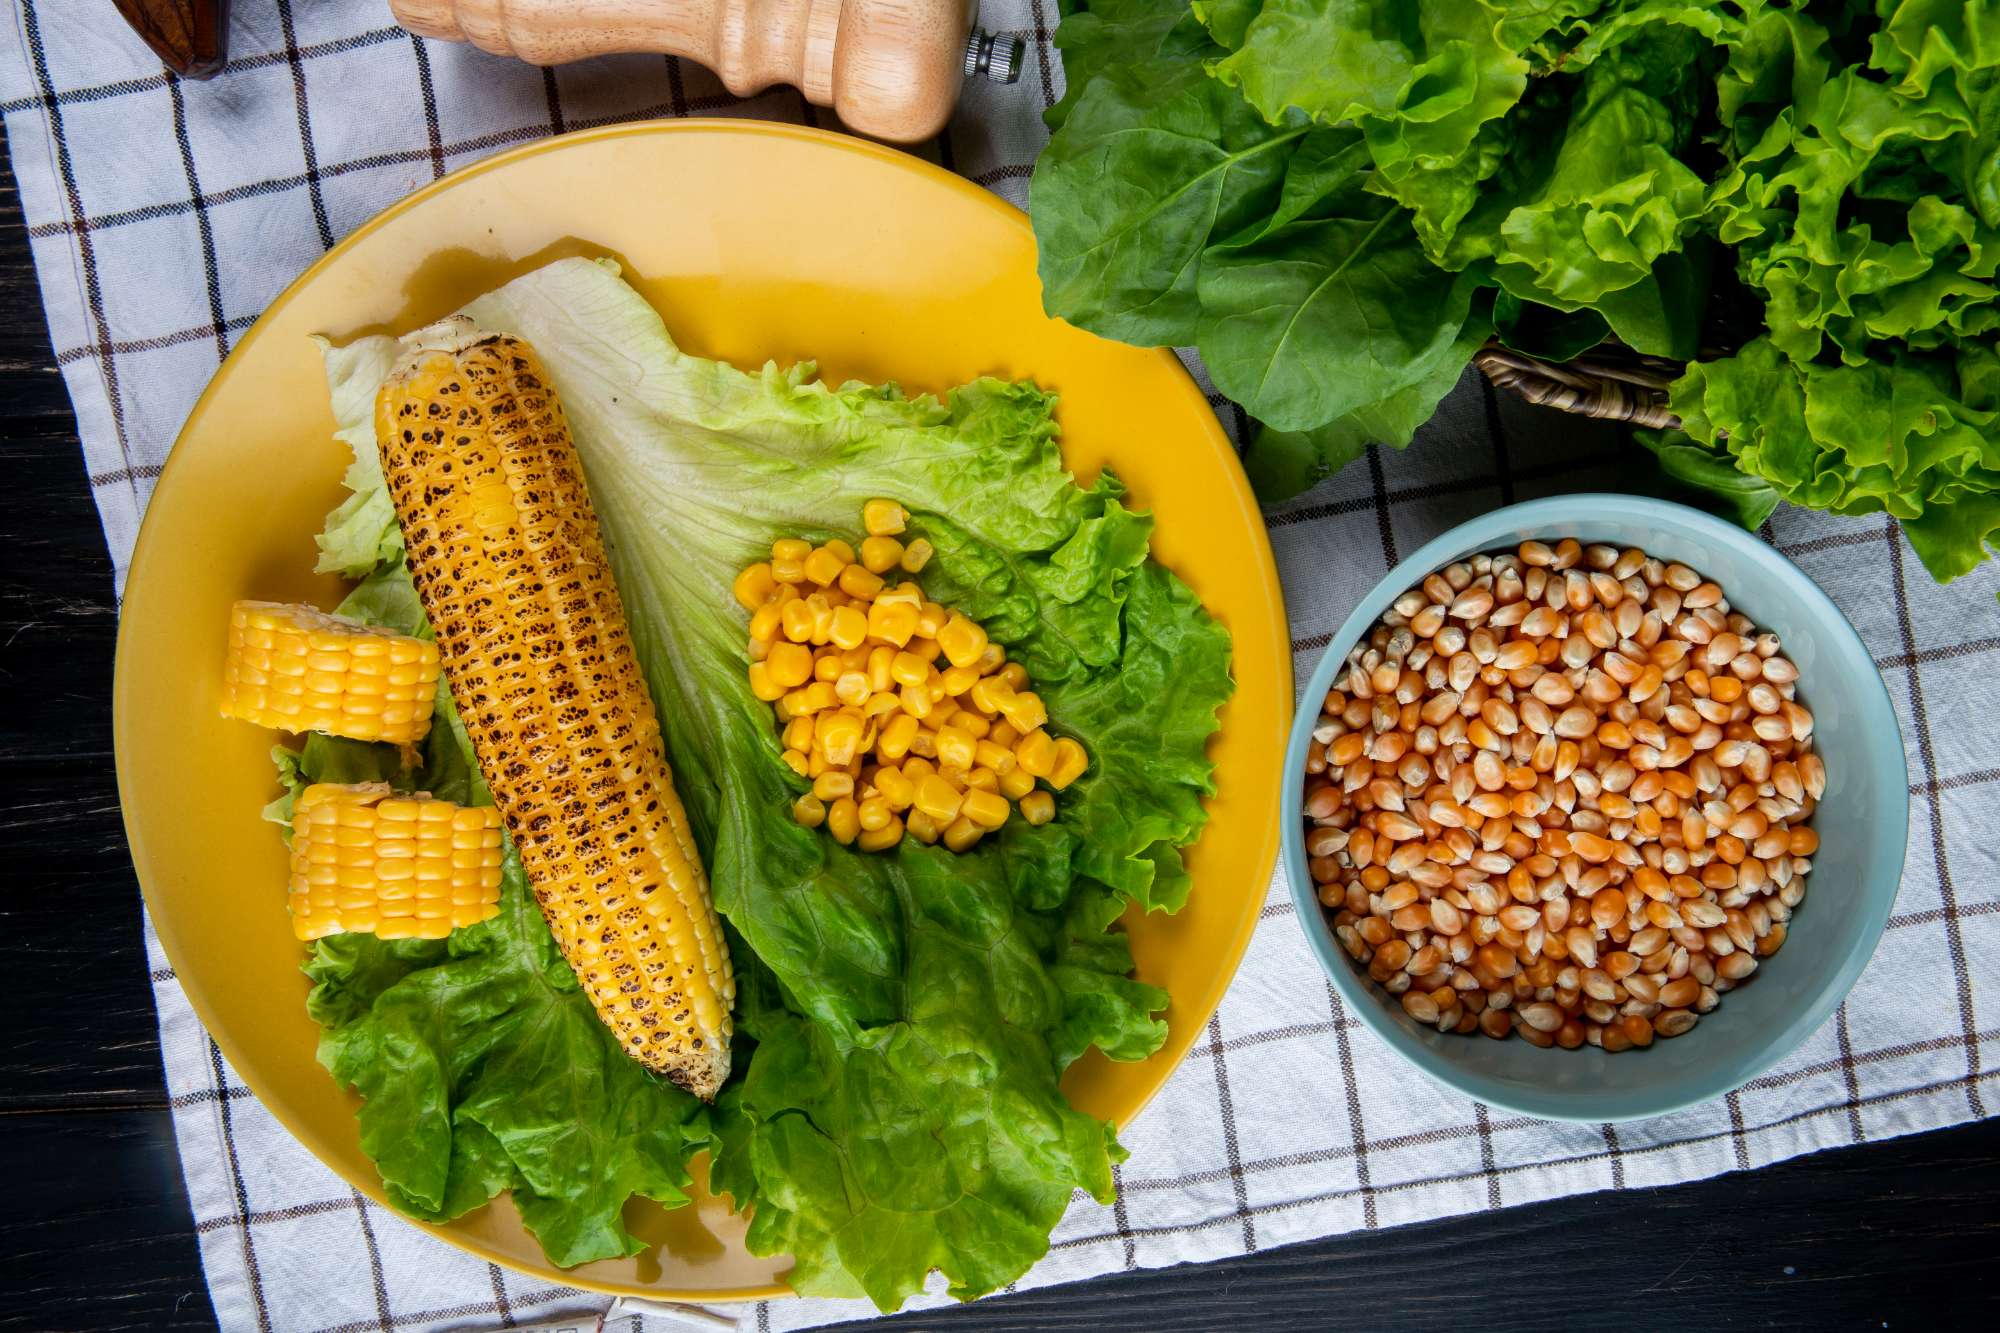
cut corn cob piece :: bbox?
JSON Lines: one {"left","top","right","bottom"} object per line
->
{"left": 221, "top": 600, "right": 439, "bottom": 744}
{"left": 376, "top": 318, "right": 735, "bottom": 1100}
{"left": 287, "top": 783, "right": 501, "bottom": 942}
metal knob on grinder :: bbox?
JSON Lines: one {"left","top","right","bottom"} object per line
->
{"left": 964, "top": 28, "right": 1024, "bottom": 85}
{"left": 390, "top": 0, "right": 1013, "bottom": 143}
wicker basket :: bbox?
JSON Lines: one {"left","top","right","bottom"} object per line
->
{"left": 1473, "top": 342, "right": 1682, "bottom": 430}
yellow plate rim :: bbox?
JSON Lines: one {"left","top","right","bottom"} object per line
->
{"left": 112, "top": 118, "right": 1288, "bottom": 1303}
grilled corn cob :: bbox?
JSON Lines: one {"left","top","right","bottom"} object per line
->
{"left": 221, "top": 600, "right": 439, "bottom": 744}
{"left": 287, "top": 782, "right": 502, "bottom": 941}
{"left": 374, "top": 318, "right": 734, "bottom": 1099}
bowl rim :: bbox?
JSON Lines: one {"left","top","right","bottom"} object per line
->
{"left": 1280, "top": 493, "right": 1909, "bottom": 1123}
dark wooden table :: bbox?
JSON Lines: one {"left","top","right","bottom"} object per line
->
{"left": 1, "top": 143, "right": 1995, "bottom": 1333}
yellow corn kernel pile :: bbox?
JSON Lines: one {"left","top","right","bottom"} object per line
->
{"left": 736, "top": 500, "right": 1088, "bottom": 854}
{"left": 287, "top": 782, "right": 503, "bottom": 941}
{"left": 221, "top": 600, "right": 440, "bottom": 745}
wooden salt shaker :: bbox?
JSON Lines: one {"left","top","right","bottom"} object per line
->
{"left": 390, "top": 0, "right": 1023, "bottom": 142}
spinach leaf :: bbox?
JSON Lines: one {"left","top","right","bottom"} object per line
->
{"left": 1196, "top": 186, "right": 1482, "bottom": 430}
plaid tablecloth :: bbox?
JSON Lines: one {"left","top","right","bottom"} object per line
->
{"left": 5, "top": 3, "right": 1997, "bottom": 1331}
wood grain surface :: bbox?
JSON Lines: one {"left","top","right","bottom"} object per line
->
{"left": 0, "top": 127, "right": 1995, "bottom": 1332}
{"left": 389, "top": 0, "right": 976, "bottom": 142}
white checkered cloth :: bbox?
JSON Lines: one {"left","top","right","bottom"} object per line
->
{"left": 4, "top": 3, "right": 1997, "bottom": 1331}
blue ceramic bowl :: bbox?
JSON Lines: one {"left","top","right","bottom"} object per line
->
{"left": 1281, "top": 495, "right": 1907, "bottom": 1121}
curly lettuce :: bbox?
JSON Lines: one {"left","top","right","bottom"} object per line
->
{"left": 300, "top": 258, "right": 1231, "bottom": 1305}
{"left": 1670, "top": 336, "right": 2000, "bottom": 580}
{"left": 1035, "top": 0, "right": 2000, "bottom": 581}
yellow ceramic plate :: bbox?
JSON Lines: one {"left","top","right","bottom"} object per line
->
{"left": 114, "top": 121, "right": 1289, "bottom": 1301}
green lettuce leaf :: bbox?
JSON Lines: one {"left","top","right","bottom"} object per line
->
{"left": 1210, "top": 0, "right": 1529, "bottom": 183}
{"left": 311, "top": 335, "right": 404, "bottom": 576}
{"left": 1032, "top": 0, "right": 2000, "bottom": 585}
{"left": 310, "top": 257, "right": 1226, "bottom": 1304}
{"left": 307, "top": 847, "right": 713, "bottom": 1264}
{"left": 1485, "top": 26, "right": 1710, "bottom": 308}
{"left": 1191, "top": 0, "right": 1260, "bottom": 49}
{"left": 1671, "top": 336, "right": 2000, "bottom": 580}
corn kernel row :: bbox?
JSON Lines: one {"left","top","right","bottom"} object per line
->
{"left": 737, "top": 501, "right": 1088, "bottom": 854}
{"left": 287, "top": 782, "right": 503, "bottom": 941}
{"left": 221, "top": 599, "right": 440, "bottom": 745}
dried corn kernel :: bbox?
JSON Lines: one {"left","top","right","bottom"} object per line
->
{"left": 1304, "top": 539, "right": 1820, "bottom": 1052}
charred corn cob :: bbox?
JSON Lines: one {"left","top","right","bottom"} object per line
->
{"left": 374, "top": 318, "right": 735, "bottom": 1099}
{"left": 287, "top": 782, "right": 502, "bottom": 941}
{"left": 221, "top": 600, "right": 439, "bottom": 744}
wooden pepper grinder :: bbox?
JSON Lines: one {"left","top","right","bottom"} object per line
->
{"left": 389, "top": 0, "right": 1024, "bottom": 142}
{"left": 112, "top": 0, "right": 230, "bottom": 79}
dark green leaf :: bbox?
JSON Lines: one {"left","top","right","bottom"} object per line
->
{"left": 1632, "top": 426, "right": 1782, "bottom": 529}
{"left": 1033, "top": 48, "right": 1306, "bottom": 347}
{"left": 1492, "top": 291, "right": 1610, "bottom": 361}
{"left": 1196, "top": 199, "right": 1481, "bottom": 430}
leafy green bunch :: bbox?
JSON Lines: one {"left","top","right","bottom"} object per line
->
{"left": 1032, "top": 0, "right": 2000, "bottom": 582}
